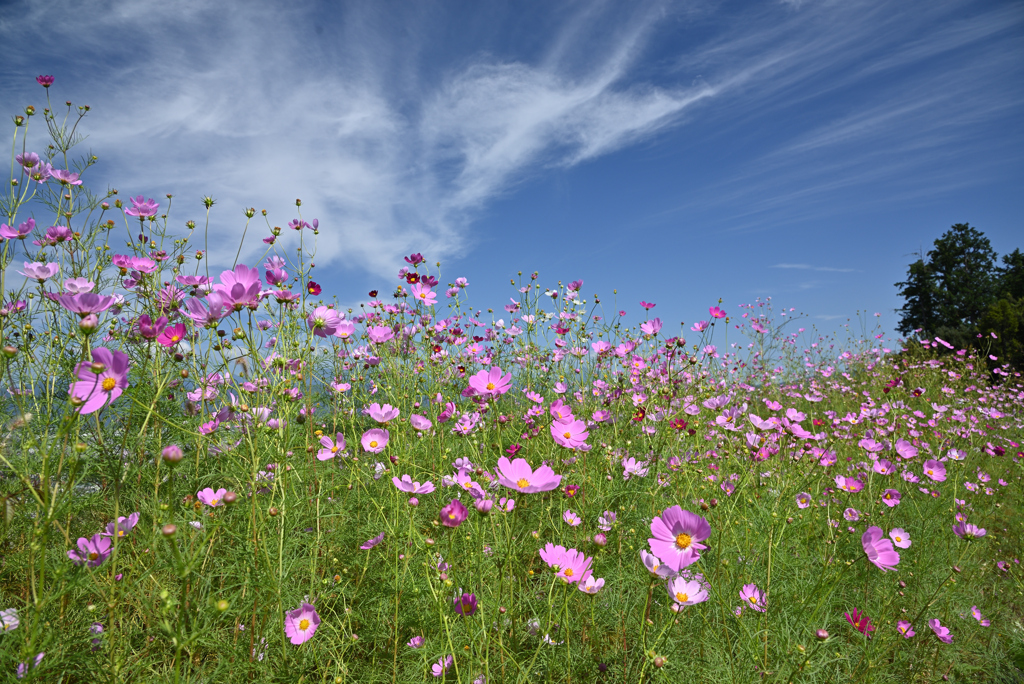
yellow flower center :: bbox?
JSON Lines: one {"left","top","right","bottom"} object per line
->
{"left": 211, "top": 499, "right": 219, "bottom": 506}
{"left": 486, "top": 382, "right": 495, "bottom": 390}
{"left": 88, "top": 552, "right": 98, "bottom": 560}
{"left": 117, "top": 530, "right": 125, "bottom": 537}
{"left": 564, "top": 568, "right": 574, "bottom": 577}
{"left": 676, "top": 592, "right": 688, "bottom": 603}
{"left": 675, "top": 533, "right": 692, "bottom": 549}
{"left": 101, "top": 377, "right": 117, "bottom": 392}
{"left": 448, "top": 512, "right": 456, "bottom": 520}
{"left": 517, "top": 478, "right": 529, "bottom": 489}
{"left": 369, "top": 440, "right": 378, "bottom": 448}
{"left": 171, "top": 335, "right": 180, "bottom": 342}
{"left": 563, "top": 431, "right": 572, "bottom": 439}
{"left": 331, "top": 446, "right": 339, "bottom": 453}
{"left": 748, "top": 596, "right": 757, "bottom": 604}
{"left": 894, "top": 536, "right": 902, "bottom": 542}
{"left": 299, "top": 618, "right": 310, "bottom": 631}
{"left": 462, "top": 481, "right": 472, "bottom": 489}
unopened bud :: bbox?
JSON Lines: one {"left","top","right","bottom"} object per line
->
{"left": 3, "top": 345, "right": 18, "bottom": 357}
{"left": 161, "top": 524, "right": 177, "bottom": 537}
{"left": 593, "top": 533, "right": 607, "bottom": 547}
{"left": 815, "top": 629, "right": 829, "bottom": 640}
{"left": 79, "top": 313, "right": 99, "bottom": 334}
{"left": 269, "top": 507, "right": 279, "bottom": 517}
{"left": 223, "top": 491, "right": 237, "bottom": 505}
{"left": 216, "top": 599, "right": 229, "bottom": 611}
{"left": 162, "top": 444, "right": 184, "bottom": 465}
{"left": 654, "top": 656, "right": 665, "bottom": 668}
{"left": 90, "top": 362, "right": 106, "bottom": 374}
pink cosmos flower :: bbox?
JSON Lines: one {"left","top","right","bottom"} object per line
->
{"left": 862, "top": 526, "right": 900, "bottom": 571}
{"left": 125, "top": 196, "right": 160, "bottom": 218}
{"left": 197, "top": 487, "right": 227, "bottom": 507}
{"left": 68, "top": 347, "right": 130, "bottom": 414}
{"left": 51, "top": 168, "right": 82, "bottom": 185}
{"left": 551, "top": 418, "right": 589, "bottom": 449}
{"left": 844, "top": 508, "right": 860, "bottom": 522}
{"left": 952, "top": 522, "right": 985, "bottom": 539}
{"left": 640, "top": 318, "right": 662, "bottom": 335}
{"left": 440, "top": 499, "right": 468, "bottom": 527}
{"left": 410, "top": 282, "right": 437, "bottom": 306}
{"left": 835, "top": 475, "right": 864, "bottom": 493}
{"left": 183, "top": 291, "right": 227, "bottom": 327}
{"left": 213, "top": 264, "right": 262, "bottom": 311}
{"left": 640, "top": 550, "right": 673, "bottom": 578}
{"left": 881, "top": 488, "right": 901, "bottom": 507}
{"left": 18, "top": 261, "right": 59, "bottom": 282}
{"left": 307, "top": 306, "right": 342, "bottom": 337}
{"left": 392, "top": 475, "right": 435, "bottom": 494}
{"left": 360, "top": 532, "right": 385, "bottom": 550}
{"left": 873, "top": 459, "right": 895, "bottom": 475}
{"left": 284, "top": 603, "right": 320, "bottom": 645}
{"left": 542, "top": 545, "right": 592, "bottom": 584}
{"left": 889, "top": 528, "right": 911, "bottom": 548}
{"left": 578, "top": 575, "right": 605, "bottom": 594}
{"left": 361, "top": 428, "right": 389, "bottom": 453}
{"left": 103, "top": 512, "right": 140, "bottom": 539}
{"left": 897, "top": 620, "right": 915, "bottom": 638}
{"left": 68, "top": 534, "right": 112, "bottom": 567}
{"left": 739, "top": 583, "right": 766, "bottom": 612}
{"left": 410, "top": 414, "right": 432, "bottom": 431}
{"left": 137, "top": 315, "right": 168, "bottom": 339}
{"left": 922, "top": 459, "right": 946, "bottom": 482}
{"left": 666, "top": 577, "right": 708, "bottom": 607}
{"left": 845, "top": 608, "right": 875, "bottom": 635}
{"left": 1, "top": 608, "right": 18, "bottom": 632}
{"left": 407, "top": 636, "right": 424, "bottom": 648}
{"left": 795, "top": 492, "right": 812, "bottom": 508}
{"left": 709, "top": 306, "right": 726, "bottom": 319}
{"left": 317, "top": 433, "right": 346, "bottom": 460}
{"left": 929, "top": 618, "right": 952, "bottom": 643}
{"left": 495, "top": 456, "right": 561, "bottom": 493}
{"left": 468, "top": 367, "right": 512, "bottom": 397}
{"left": 563, "top": 509, "right": 581, "bottom": 527}
{"left": 367, "top": 325, "right": 394, "bottom": 343}
{"left": 367, "top": 403, "right": 400, "bottom": 423}
{"left": 157, "top": 323, "right": 187, "bottom": 347}
{"left": 648, "top": 506, "right": 711, "bottom": 572}
{"left": 432, "top": 655, "right": 453, "bottom": 677}
{"left": 0, "top": 219, "right": 35, "bottom": 240}
{"left": 895, "top": 439, "right": 918, "bottom": 460}
{"left": 970, "top": 606, "right": 990, "bottom": 627}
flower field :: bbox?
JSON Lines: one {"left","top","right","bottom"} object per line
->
{"left": 1, "top": 76, "right": 1022, "bottom": 683}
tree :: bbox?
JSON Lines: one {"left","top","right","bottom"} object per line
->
{"left": 927, "top": 223, "right": 997, "bottom": 330}
{"left": 894, "top": 254, "right": 937, "bottom": 337}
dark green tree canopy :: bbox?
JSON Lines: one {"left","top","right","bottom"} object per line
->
{"left": 896, "top": 223, "right": 1023, "bottom": 370}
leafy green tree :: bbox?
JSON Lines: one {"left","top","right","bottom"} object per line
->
{"left": 927, "top": 223, "right": 998, "bottom": 329}
{"left": 894, "top": 254, "right": 937, "bottom": 337}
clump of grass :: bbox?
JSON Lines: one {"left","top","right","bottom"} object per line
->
{"left": 0, "top": 76, "right": 1022, "bottom": 683}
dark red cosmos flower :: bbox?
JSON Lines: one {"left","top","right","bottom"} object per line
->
{"left": 404, "top": 253, "right": 424, "bottom": 265}
{"left": 306, "top": 281, "right": 321, "bottom": 296}
{"left": 563, "top": 484, "right": 581, "bottom": 498}
{"left": 405, "top": 272, "right": 419, "bottom": 284}
{"left": 368, "top": 290, "right": 378, "bottom": 298}
{"left": 632, "top": 407, "right": 646, "bottom": 422}
{"left": 670, "top": 418, "right": 687, "bottom": 431}
{"left": 505, "top": 444, "right": 522, "bottom": 456}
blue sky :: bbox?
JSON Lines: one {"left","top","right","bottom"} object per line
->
{"left": 2, "top": 0, "right": 1022, "bottom": 348}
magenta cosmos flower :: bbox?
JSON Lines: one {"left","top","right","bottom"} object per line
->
{"left": 410, "top": 414, "right": 432, "bottom": 431}
{"left": 467, "top": 367, "right": 512, "bottom": 397}
{"left": 410, "top": 282, "right": 436, "bottom": 306}
{"left": 495, "top": 456, "right": 561, "bottom": 493}
{"left": 68, "top": 534, "right": 112, "bottom": 567}
{"left": 834, "top": 475, "right": 864, "bottom": 493}
{"left": 929, "top": 618, "right": 952, "bottom": 643}
{"left": 897, "top": 620, "right": 915, "bottom": 638}
{"left": 360, "top": 428, "right": 389, "bottom": 453}
{"left": 68, "top": 347, "right": 130, "bottom": 414}
{"left": 795, "top": 492, "right": 812, "bottom": 508}
{"left": 666, "top": 576, "right": 708, "bottom": 607}
{"left": 213, "top": 264, "right": 262, "bottom": 311}
{"left": 862, "top": 526, "right": 900, "bottom": 571}
{"left": 360, "top": 532, "right": 385, "bottom": 550}
{"left": 284, "top": 603, "right": 320, "bottom": 645}
{"left": 881, "top": 488, "right": 901, "bottom": 507}
{"left": 648, "top": 506, "right": 711, "bottom": 572}
{"left": 317, "top": 433, "right": 346, "bottom": 460}
{"left": 432, "top": 655, "right": 453, "bottom": 677}
{"left": 440, "top": 499, "right": 468, "bottom": 527}
{"left": 157, "top": 323, "right": 187, "bottom": 347}
{"left": 197, "top": 487, "right": 227, "bottom": 507}
{"left": 55, "top": 292, "right": 118, "bottom": 317}
{"left": 453, "top": 593, "right": 477, "bottom": 616}
{"left": 739, "top": 583, "right": 766, "bottom": 612}
{"left": 845, "top": 608, "right": 875, "bottom": 635}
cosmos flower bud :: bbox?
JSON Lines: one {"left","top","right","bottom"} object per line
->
{"left": 161, "top": 524, "right": 177, "bottom": 537}
{"left": 162, "top": 445, "right": 184, "bottom": 465}
{"left": 223, "top": 491, "right": 237, "bottom": 505}
{"left": 815, "top": 629, "right": 829, "bottom": 640}
{"left": 593, "top": 533, "right": 607, "bottom": 547}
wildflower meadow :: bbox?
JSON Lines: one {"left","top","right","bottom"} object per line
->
{"left": 1, "top": 76, "right": 1023, "bottom": 683}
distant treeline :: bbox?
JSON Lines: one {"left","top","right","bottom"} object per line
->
{"left": 896, "top": 223, "right": 1023, "bottom": 371}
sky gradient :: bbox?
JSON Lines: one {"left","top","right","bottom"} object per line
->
{"left": 2, "top": 0, "right": 1021, "bottom": 348}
